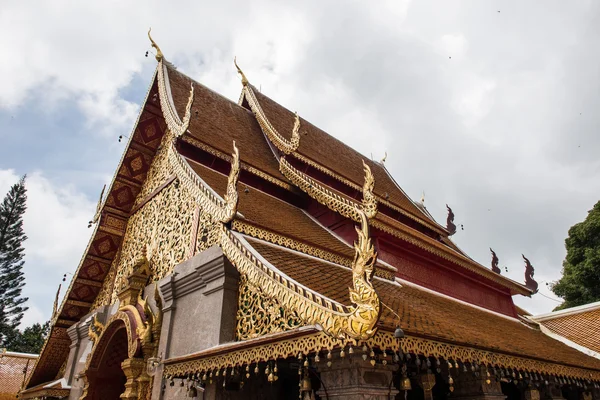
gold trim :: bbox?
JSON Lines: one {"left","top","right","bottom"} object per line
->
{"left": 163, "top": 330, "right": 600, "bottom": 382}
{"left": 168, "top": 140, "right": 240, "bottom": 224}
{"left": 292, "top": 152, "right": 445, "bottom": 234}
{"left": 234, "top": 57, "right": 248, "bottom": 87}
{"left": 180, "top": 135, "right": 294, "bottom": 191}
{"left": 231, "top": 220, "right": 352, "bottom": 268}
{"left": 221, "top": 210, "right": 380, "bottom": 340}
{"left": 280, "top": 156, "right": 364, "bottom": 223}
{"left": 147, "top": 28, "right": 163, "bottom": 61}
{"left": 157, "top": 62, "right": 194, "bottom": 139}
{"left": 242, "top": 85, "right": 300, "bottom": 154}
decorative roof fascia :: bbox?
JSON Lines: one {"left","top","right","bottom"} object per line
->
{"left": 163, "top": 328, "right": 600, "bottom": 382}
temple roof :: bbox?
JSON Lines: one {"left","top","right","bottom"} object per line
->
{"left": 531, "top": 302, "right": 600, "bottom": 356}
{"left": 26, "top": 55, "right": 599, "bottom": 389}
{"left": 242, "top": 236, "right": 600, "bottom": 370}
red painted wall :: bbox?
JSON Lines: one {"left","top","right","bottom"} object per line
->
{"left": 308, "top": 202, "right": 517, "bottom": 317}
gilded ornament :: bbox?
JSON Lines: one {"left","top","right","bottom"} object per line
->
{"left": 164, "top": 330, "right": 600, "bottom": 383}
{"left": 234, "top": 57, "right": 249, "bottom": 86}
{"left": 240, "top": 82, "right": 300, "bottom": 154}
{"left": 147, "top": 28, "right": 163, "bottom": 61}
{"left": 87, "top": 314, "right": 104, "bottom": 346}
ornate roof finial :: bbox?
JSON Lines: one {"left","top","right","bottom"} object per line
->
{"left": 148, "top": 28, "right": 164, "bottom": 62}
{"left": 420, "top": 191, "right": 425, "bottom": 205}
{"left": 446, "top": 204, "right": 457, "bottom": 235}
{"left": 522, "top": 254, "right": 539, "bottom": 293}
{"left": 234, "top": 57, "right": 249, "bottom": 86}
{"left": 380, "top": 152, "right": 387, "bottom": 164}
{"left": 490, "top": 248, "right": 501, "bottom": 274}
{"left": 361, "top": 160, "right": 378, "bottom": 219}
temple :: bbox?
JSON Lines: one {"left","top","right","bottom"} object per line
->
{"left": 20, "top": 34, "right": 600, "bottom": 400}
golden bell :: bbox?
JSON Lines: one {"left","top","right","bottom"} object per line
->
{"left": 301, "top": 376, "right": 312, "bottom": 392}
{"left": 400, "top": 376, "right": 412, "bottom": 391}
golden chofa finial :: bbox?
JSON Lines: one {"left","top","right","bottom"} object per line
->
{"left": 234, "top": 57, "right": 249, "bottom": 86}
{"left": 148, "top": 28, "right": 164, "bottom": 61}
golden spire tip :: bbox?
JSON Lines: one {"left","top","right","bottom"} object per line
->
{"left": 234, "top": 56, "right": 249, "bottom": 86}
{"left": 148, "top": 28, "right": 164, "bottom": 62}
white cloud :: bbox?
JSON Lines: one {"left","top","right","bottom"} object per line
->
{"left": 0, "top": 169, "right": 94, "bottom": 326}
{"left": 2, "top": 0, "right": 600, "bottom": 320}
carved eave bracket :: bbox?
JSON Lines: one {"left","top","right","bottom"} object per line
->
{"left": 234, "top": 59, "right": 300, "bottom": 155}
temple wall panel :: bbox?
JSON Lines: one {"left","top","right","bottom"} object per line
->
{"left": 378, "top": 241, "right": 516, "bottom": 316}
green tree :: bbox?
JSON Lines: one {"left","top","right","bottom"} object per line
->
{"left": 5, "top": 321, "right": 50, "bottom": 353}
{"left": 552, "top": 200, "right": 600, "bottom": 310}
{"left": 0, "top": 176, "right": 29, "bottom": 345}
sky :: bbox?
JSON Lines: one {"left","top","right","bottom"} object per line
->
{"left": 1, "top": 0, "right": 599, "bottom": 327}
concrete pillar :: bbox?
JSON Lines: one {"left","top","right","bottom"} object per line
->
{"left": 316, "top": 356, "right": 399, "bottom": 399}
{"left": 151, "top": 246, "right": 239, "bottom": 400}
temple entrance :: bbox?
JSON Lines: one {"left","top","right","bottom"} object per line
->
{"left": 85, "top": 323, "right": 129, "bottom": 400}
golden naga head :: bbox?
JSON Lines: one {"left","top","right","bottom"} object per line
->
{"left": 148, "top": 28, "right": 164, "bottom": 62}
{"left": 361, "top": 160, "right": 378, "bottom": 219}
{"left": 234, "top": 57, "right": 249, "bottom": 86}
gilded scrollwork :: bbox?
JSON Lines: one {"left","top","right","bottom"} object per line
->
{"left": 236, "top": 274, "right": 303, "bottom": 340}
{"left": 181, "top": 135, "right": 294, "bottom": 190}
{"left": 164, "top": 329, "right": 600, "bottom": 382}
{"left": 279, "top": 156, "right": 364, "bottom": 223}
{"left": 111, "top": 180, "right": 196, "bottom": 301}
{"left": 220, "top": 213, "right": 380, "bottom": 341}
{"left": 231, "top": 220, "right": 352, "bottom": 268}
{"left": 168, "top": 140, "right": 240, "bottom": 224}
{"left": 87, "top": 314, "right": 104, "bottom": 346}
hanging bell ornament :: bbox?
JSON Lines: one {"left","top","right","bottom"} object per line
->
{"left": 315, "top": 353, "right": 321, "bottom": 363}
{"left": 400, "top": 375, "right": 412, "bottom": 391}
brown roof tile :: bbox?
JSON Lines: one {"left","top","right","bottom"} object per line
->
{"left": 245, "top": 238, "right": 600, "bottom": 370}
{"left": 538, "top": 308, "right": 600, "bottom": 355}
{"left": 185, "top": 157, "right": 353, "bottom": 258}
{"left": 249, "top": 88, "right": 441, "bottom": 228}
{"left": 166, "top": 66, "right": 285, "bottom": 182}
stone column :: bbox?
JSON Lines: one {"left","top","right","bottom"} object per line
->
{"left": 120, "top": 357, "right": 147, "bottom": 400}
{"left": 316, "top": 356, "right": 399, "bottom": 399}
{"left": 451, "top": 366, "right": 505, "bottom": 400}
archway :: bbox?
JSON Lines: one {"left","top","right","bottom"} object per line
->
{"left": 85, "top": 321, "right": 129, "bottom": 400}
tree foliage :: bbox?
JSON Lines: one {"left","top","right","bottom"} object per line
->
{"left": 4, "top": 321, "right": 50, "bottom": 354}
{"left": 0, "top": 176, "right": 29, "bottom": 344}
{"left": 552, "top": 200, "right": 600, "bottom": 310}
